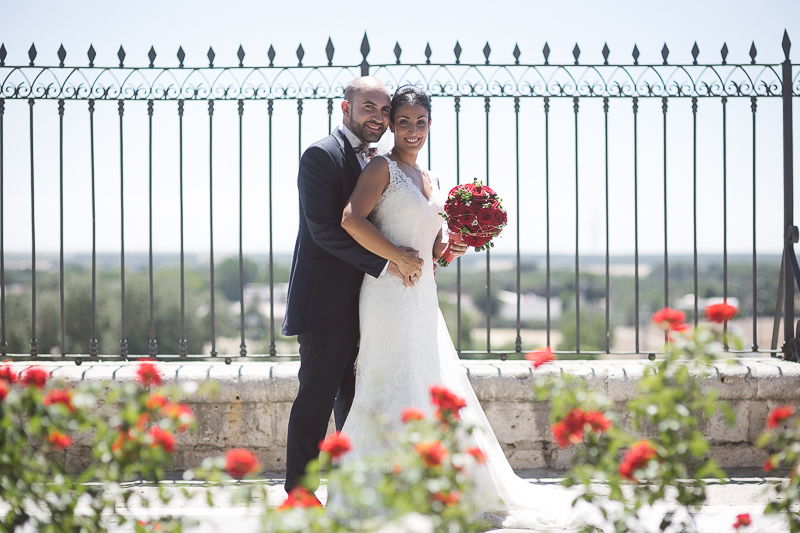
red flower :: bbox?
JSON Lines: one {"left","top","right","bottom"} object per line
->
{"left": 618, "top": 440, "right": 657, "bottom": 481}
{"left": 135, "top": 363, "right": 162, "bottom": 387}
{"left": 112, "top": 429, "right": 134, "bottom": 454}
{"left": 401, "top": 407, "right": 426, "bottom": 423}
{"left": 762, "top": 458, "right": 774, "bottom": 472}
{"left": 733, "top": 513, "right": 752, "bottom": 529}
{"left": 279, "top": 487, "right": 322, "bottom": 510}
{"left": 163, "top": 402, "right": 194, "bottom": 432}
{"left": 551, "top": 408, "right": 586, "bottom": 448}
{"left": 430, "top": 385, "right": 466, "bottom": 417}
{"left": 767, "top": 405, "right": 794, "bottom": 429}
{"left": 136, "top": 413, "right": 151, "bottom": 431}
{"left": 21, "top": 367, "right": 48, "bottom": 389}
{"left": 0, "top": 365, "right": 17, "bottom": 384}
{"left": 47, "top": 430, "right": 72, "bottom": 450}
{"left": 466, "top": 446, "right": 487, "bottom": 464}
{"left": 0, "top": 380, "right": 8, "bottom": 402}
{"left": 652, "top": 307, "right": 686, "bottom": 331}
{"left": 43, "top": 388, "right": 76, "bottom": 412}
{"left": 583, "top": 410, "right": 612, "bottom": 434}
{"left": 432, "top": 490, "right": 461, "bottom": 506}
{"left": 526, "top": 347, "right": 556, "bottom": 368}
{"left": 224, "top": 448, "right": 261, "bottom": 479}
{"left": 414, "top": 440, "right": 448, "bottom": 468}
{"left": 146, "top": 393, "right": 168, "bottom": 410}
{"left": 705, "top": 302, "right": 738, "bottom": 323}
{"left": 319, "top": 431, "right": 351, "bottom": 459}
{"left": 148, "top": 426, "right": 176, "bottom": 454}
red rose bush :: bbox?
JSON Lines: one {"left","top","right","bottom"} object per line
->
{"left": 437, "top": 178, "right": 507, "bottom": 266}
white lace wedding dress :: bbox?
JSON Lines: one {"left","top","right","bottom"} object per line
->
{"left": 339, "top": 155, "right": 587, "bottom": 530}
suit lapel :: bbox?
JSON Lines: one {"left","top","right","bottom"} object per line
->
{"left": 333, "top": 127, "right": 363, "bottom": 180}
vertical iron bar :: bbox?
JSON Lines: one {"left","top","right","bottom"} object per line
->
{"left": 119, "top": 101, "right": 127, "bottom": 357}
{"left": 147, "top": 100, "right": 157, "bottom": 357}
{"left": 268, "top": 100, "right": 276, "bottom": 356}
{"left": 58, "top": 100, "right": 66, "bottom": 356}
{"left": 89, "top": 100, "right": 98, "bottom": 356}
{"left": 454, "top": 97, "right": 462, "bottom": 355}
{"left": 514, "top": 97, "right": 521, "bottom": 354}
{"left": 662, "top": 97, "right": 669, "bottom": 317}
{"left": 544, "top": 96, "right": 551, "bottom": 347}
{"left": 327, "top": 99, "right": 333, "bottom": 135}
{"left": 722, "top": 96, "right": 729, "bottom": 349}
{"left": 0, "top": 99, "right": 4, "bottom": 357}
{"left": 752, "top": 96, "right": 759, "bottom": 351}
{"left": 298, "top": 100, "right": 303, "bottom": 162}
{"left": 692, "top": 97, "right": 699, "bottom": 327}
{"left": 29, "top": 99, "right": 37, "bottom": 357}
{"left": 603, "top": 97, "right": 610, "bottom": 353}
{"left": 783, "top": 43, "right": 794, "bottom": 345}
{"left": 633, "top": 97, "right": 640, "bottom": 353}
{"left": 574, "top": 97, "right": 580, "bottom": 353}
{"left": 208, "top": 100, "right": 217, "bottom": 356}
{"left": 178, "top": 100, "right": 187, "bottom": 356}
{"left": 484, "top": 97, "right": 493, "bottom": 357}
{"left": 238, "top": 100, "right": 247, "bottom": 357}
{"left": 428, "top": 111, "right": 431, "bottom": 171}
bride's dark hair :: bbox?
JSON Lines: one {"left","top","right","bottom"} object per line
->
{"left": 390, "top": 85, "right": 431, "bottom": 122}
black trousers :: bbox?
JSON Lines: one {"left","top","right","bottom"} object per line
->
{"left": 284, "top": 296, "right": 360, "bottom": 492}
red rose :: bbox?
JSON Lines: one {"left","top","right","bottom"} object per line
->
{"left": 319, "top": 431, "right": 351, "bottom": 459}
{"left": 618, "top": 440, "right": 656, "bottom": 481}
{"left": 762, "top": 458, "right": 774, "bottom": 472}
{"left": 47, "top": 431, "right": 72, "bottom": 450}
{"left": 733, "top": 513, "right": 751, "bottom": 529}
{"left": 430, "top": 385, "right": 466, "bottom": 416}
{"left": 401, "top": 407, "right": 426, "bottom": 423}
{"left": 652, "top": 307, "right": 686, "bottom": 331}
{"left": 225, "top": 448, "right": 261, "bottom": 479}
{"left": 432, "top": 490, "right": 461, "bottom": 506}
{"left": 146, "top": 393, "right": 168, "bottom": 410}
{"left": 583, "top": 410, "right": 612, "bottom": 434}
{"left": 21, "top": 367, "right": 48, "bottom": 389}
{"left": 471, "top": 185, "right": 488, "bottom": 199}
{"left": 414, "top": 440, "right": 448, "bottom": 467}
{"left": 478, "top": 208, "right": 494, "bottom": 226}
{"left": 526, "top": 347, "right": 556, "bottom": 368}
{"left": 705, "top": 302, "right": 738, "bottom": 323}
{"left": 551, "top": 408, "right": 586, "bottom": 448}
{"left": 0, "top": 380, "right": 8, "bottom": 402}
{"left": 490, "top": 206, "right": 506, "bottom": 225}
{"left": 463, "top": 234, "right": 489, "bottom": 248}
{"left": 43, "top": 388, "right": 76, "bottom": 412}
{"left": 0, "top": 365, "right": 17, "bottom": 384}
{"left": 466, "top": 446, "right": 487, "bottom": 464}
{"left": 767, "top": 405, "right": 794, "bottom": 429}
{"left": 279, "top": 487, "right": 322, "bottom": 510}
{"left": 135, "top": 362, "right": 162, "bottom": 387}
{"left": 148, "top": 426, "right": 176, "bottom": 454}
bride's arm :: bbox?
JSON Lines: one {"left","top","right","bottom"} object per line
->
{"left": 433, "top": 229, "right": 447, "bottom": 262}
{"left": 342, "top": 158, "right": 424, "bottom": 279}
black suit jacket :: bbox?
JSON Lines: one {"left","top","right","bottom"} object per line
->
{"left": 281, "top": 128, "right": 387, "bottom": 337}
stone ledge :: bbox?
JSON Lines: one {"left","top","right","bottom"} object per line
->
{"left": 5, "top": 357, "right": 796, "bottom": 472}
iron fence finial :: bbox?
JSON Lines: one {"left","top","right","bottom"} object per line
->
{"left": 148, "top": 46, "right": 156, "bottom": 68}
{"left": 207, "top": 47, "right": 215, "bottom": 68}
{"left": 360, "top": 33, "right": 370, "bottom": 75}
{"left": 602, "top": 43, "right": 609, "bottom": 65}
{"left": 118, "top": 45, "right": 125, "bottom": 68}
{"left": 87, "top": 45, "right": 96, "bottom": 68}
{"left": 661, "top": 43, "right": 669, "bottom": 65}
{"left": 394, "top": 42, "right": 402, "bottom": 64}
{"left": 749, "top": 41, "right": 757, "bottom": 64}
{"left": 57, "top": 44, "right": 66, "bottom": 68}
{"left": 721, "top": 43, "right": 728, "bottom": 65}
{"left": 177, "top": 46, "right": 185, "bottom": 68}
{"left": 783, "top": 30, "right": 791, "bottom": 60}
{"left": 572, "top": 43, "right": 580, "bottom": 65}
{"left": 543, "top": 42, "right": 550, "bottom": 65}
{"left": 513, "top": 44, "right": 521, "bottom": 65}
{"left": 632, "top": 44, "right": 640, "bottom": 65}
{"left": 326, "top": 37, "right": 334, "bottom": 66}
{"left": 483, "top": 42, "right": 491, "bottom": 65}
{"left": 424, "top": 42, "right": 432, "bottom": 65}
{"left": 0, "top": 44, "right": 6, "bottom": 67}
{"left": 268, "top": 45, "right": 275, "bottom": 68}
{"left": 28, "top": 43, "right": 36, "bottom": 67}
{"left": 691, "top": 42, "right": 699, "bottom": 65}
{"left": 454, "top": 41, "right": 462, "bottom": 64}
{"left": 238, "top": 45, "right": 245, "bottom": 68}
{"left": 296, "top": 44, "right": 304, "bottom": 67}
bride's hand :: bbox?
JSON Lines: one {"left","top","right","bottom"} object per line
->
{"left": 392, "top": 247, "right": 424, "bottom": 284}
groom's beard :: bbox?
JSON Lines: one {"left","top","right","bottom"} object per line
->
{"left": 349, "top": 116, "right": 385, "bottom": 144}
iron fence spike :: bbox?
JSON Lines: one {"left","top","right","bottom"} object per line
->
{"left": 57, "top": 44, "right": 66, "bottom": 67}
{"left": 602, "top": 43, "right": 609, "bottom": 65}
{"left": 296, "top": 43, "right": 304, "bottom": 66}
{"left": 268, "top": 44, "right": 275, "bottom": 67}
{"left": 513, "top": 43, "right": 521, "bottom": 65}
{"left": 0, "top": 43, "right": 6, "bottom": 67}
{"left": 177, "top": 46, "right": 185, "bottom": 68}
{"left": 238, "top": 45, "right": 245, "bottom": 67}
{"left": 425, "top": 42, "right": 432, "bottom": 64}
{"left": 661, "top": 43, "right": 669, "bottom": 65}
{"left": 572, "top": 43, "right": 580, "bottom": 65}
{"left": 394, "top": 42, "right": 402, "bottom": 64}
{"left": 632, "top": 44, "right": 640, "bottom": 65}
{"left": 783, "top": 30, "right": 791, "bottom": 60}
{"left": 749, "top": 41, "right": 757, "bottom": 64}
{"left": 28, "top": 43, "right": 36, "bottom": 66}
{"left": 691, "top": 42, "right": 699, "bottom": 65}
{"left": 483, "top": 42, "right": 491, "bottom": 64}
{"left": 118, "top": 45, "right": 125, "bottom": 67}
{"left": 87, "top": 44, "right": 96, "bottom": 68}
{"left": 326, "top": 37, "right": 334, "bottom": 66}
{"left": 207, "top": 47, "right": 215, "bottom": 67}
{"left": 543, "top": 42, "right": 550, "bottom": 65}
{"left": 721, "top": 42, "right": 728, "bottom": 65}
{"left": 454, "top": 41, "right": 462, "bottom": 64}
{"left": 360, "top": 33, "right": 370, "bottom": 59}
{"left": 148, "top": 46, "right": 156, "bottom": 68}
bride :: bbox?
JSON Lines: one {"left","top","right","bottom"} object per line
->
{"left": 338, "top": 85, "right": 586, "bottom": 530}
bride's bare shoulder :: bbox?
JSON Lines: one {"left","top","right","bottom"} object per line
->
{"left": 357, "top": 155, "right": 391, "bottom": 191}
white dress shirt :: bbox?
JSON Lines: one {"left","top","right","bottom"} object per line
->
{"left": 338, "top": 125, "right": 390, "bottom": 276}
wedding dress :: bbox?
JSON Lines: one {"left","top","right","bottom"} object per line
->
{"left": 339, "top": 155, "right": 587, "bottom": 530}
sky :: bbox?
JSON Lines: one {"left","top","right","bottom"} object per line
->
{"left": 1, "top": 0, "right": 798, "bottom": 260}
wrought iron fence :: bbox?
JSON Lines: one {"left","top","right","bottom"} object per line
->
{"left": 0, "top": 32, "right": 798, "bottom": 363}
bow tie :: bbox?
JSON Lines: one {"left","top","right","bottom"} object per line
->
{"left": 355, "top": 145, "right": 378, "bottom": 160}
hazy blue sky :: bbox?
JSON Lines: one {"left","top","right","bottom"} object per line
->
{"left": 1, "top": 0, "right": 798, "bottom": 258}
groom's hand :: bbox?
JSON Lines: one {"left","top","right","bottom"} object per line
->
{"left": 389, "top": 247, "right": 423, "bottom": 286}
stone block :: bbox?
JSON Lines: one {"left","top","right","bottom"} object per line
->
{"left": 606, "top": 361, "right": 650, "bottom": 402}
{"left": 505, "top": 448, "right": 547, "bottom": 470}
{"left": 747, "top": 401, "right": 769, "bottom": 442}
{"left": 178, "top": 402, "right": 274, "bottom": 448}
{"left": 754, "top": 360, "right": 800, "bottom": 400}
{"left": 482, "top": 401, "right": 542, "bottom": 443}
{"left": 702, "top": 361, "right": 757, "bottom": 400}
{"left": 710, "top": 443, "right": 769, "bottom": 469}
{"left": 271, "top": 362, "right": 300, "bottom": 402}
{"left": 702, "top": 400, "right": 749, "bottom": 444}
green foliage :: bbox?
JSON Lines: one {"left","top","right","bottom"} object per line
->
{"left": 757, "top": 409, "right": 800, "bottom": 532}
{"left": 555, "top": 309, "right": 610, "bottom": 356}
{"left": 216, "top": 257, "right": 259, "bottom": 302}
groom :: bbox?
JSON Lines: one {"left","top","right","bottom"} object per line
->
{"left": 282, "top": 77, "right": 423, "bottom": 493}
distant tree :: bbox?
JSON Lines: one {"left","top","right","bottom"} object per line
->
{"left": 216, "top": 257, "right": 259, "bottom": 302}
{"left": 556, "top": 308, "right": 612, "bottom": 357}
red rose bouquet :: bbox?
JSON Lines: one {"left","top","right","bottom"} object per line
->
{"left": 437, "top": 178, "right": 507, "bottom": 267}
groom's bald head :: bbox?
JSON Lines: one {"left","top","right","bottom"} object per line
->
{"left": 344, "top": 76, "right": 389, "bottom": 103}
{"left": 341, "top": 76, "right": 391, "bottom": 144}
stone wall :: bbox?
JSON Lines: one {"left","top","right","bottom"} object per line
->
{"left": 7, "top": 357, "right": 799, "bottom": 472}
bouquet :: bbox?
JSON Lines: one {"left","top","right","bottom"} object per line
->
{"left": 437, "top": 178, "right": 508, "bottom": 267}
